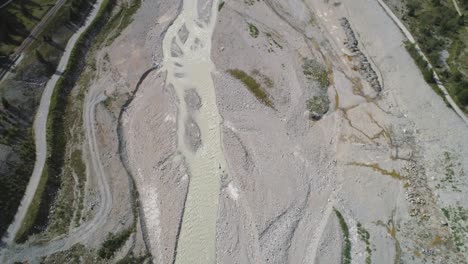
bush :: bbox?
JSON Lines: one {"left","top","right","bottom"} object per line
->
{"left": 248, "top": 23, "right": 259, "bottom": 38}
{"left": 302, "top": 58, "right": 330, "bottom": 89}
{"left": 458, "top": 89, "right": 468, "bottom": 106}
{"left": 307, "top": 95, "right": 329, "bottom": 120}
{"left": 98, "top": 229, "right": 133, "bottom": 259}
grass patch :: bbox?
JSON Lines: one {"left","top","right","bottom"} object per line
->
{"left": 303, "top": 58, "right": 330, "bottom": 90}
{"left": 403, "top": 41, "right": 444, "bottom": 101}
{"left": 349, "top": 162, "right": 404, "bottom": 180}
{"left": 334, "top": 92, "right": 340, "bottom": 111}
{"left": 116, "top": 254, "right": 150, "bottom": 264}
{"left": 248, "top": 23, "right": 259, "bottom": 38}
{"left": 307, "top": 95, "right": 329, "bottom": 120}
{"left": 442, "top": 206, "right": 468, "bottom": 253}
{"left": 0, "top": 0, "right": 96, "bottom": 239}
{"left": 357, "top": 222, "right": 372, "bottom": 264}
{"left": 14, "top": 167, "right": 49, "bottom": 242}
{"left": 98, "top": 228, "right": 133, "bottom": 259}
{"left": 101, "top": 0, "right": 142, "bottom": 46}
{"left": 402, "top": 0, "right": 468, "bottom": 109}
{"left": 334, "top": 208, "right": 351, "bottom": 264}
{"left": 228, "top": 69, "right": 274, "bottom": 108}
{"left": 13, "top": 0, "right": 118, "bottom": 243}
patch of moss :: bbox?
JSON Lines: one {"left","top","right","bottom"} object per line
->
{"left": 349, "top": 162, "right": 404, "bottom": 180}
{"left": 227, "top": 69, "right": 273, "bottom": 108}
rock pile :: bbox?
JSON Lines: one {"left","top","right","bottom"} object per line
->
{"left": 340, "top": 18, "right": 382, "bottom": 92}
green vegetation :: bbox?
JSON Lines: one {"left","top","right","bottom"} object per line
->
{"left": 98, "top": 228, "right": 133, "bottom": 259}
{"left": 218, "top": 1, "right": 225, "bottom": 11}
{"left": 334, "top": 208, "right": 351, "bottom": 264}
{"left": 0, "top": 0, "right": 55, "bottom": 56}
{"left": 307, "top": 96, "right": 329, "bottom": 120}
{"left": 442, "top": 206, "right": 468, "bottom": 253}
{"left": 0, "top": 102, "right": 35, "bottom": 238}
{"left": 13, "top": 0, "right": 119, "bottom": 243}
{"left": 116, "top": 254, "right": 150, "bottom": 264}
{"left": 404, "top": 41, "right": 436, "bottom": 84}
{"left": 244, "top": 0, "right": 255, "bottom": 6}
{"left": 23, "top": 0, "right": 142, "bottom": 242}
{"left": 349, "top": 162, "right": 404, "bottom": 180}
{"left": 228, "top": 69, "right": 274, "bottom": 108}
{"left": 441, "top": 151, "right": 461, "bottom": 191}
{"left": 302, "top": 58, "right": 331, "bottom": 120}
{"left": 248, "top": 23, "right": 259, "bottom": 38}
{"left": 357, "top": 222, "right": 372, "bottom": 264}
{"left": 15, "top": 166, "right": 49, "bottom": 242}
{"left": 302, "top": 58, "right": 330, "bottom": 90}
{"left": 0, "top": 0, "right": 94, "bottom": 57}
{"left": 100, "top": 0, "right": 142, "bottom": 46}
{"left": 403, "top": 0, "right": 468, "bottom": 109}
{"left": 0, "top": 0, "right": 97, "bottom": 241}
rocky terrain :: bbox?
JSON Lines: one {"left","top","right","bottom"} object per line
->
{"left": 1, "top": 0, "right": 467, "bottom": 263}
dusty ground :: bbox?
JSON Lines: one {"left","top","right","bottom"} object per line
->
{"left": 2, "top": 0, "right": 468, "bottom": 263}
{"left": 211, "top": 0, "right": 468, "bottom": 263}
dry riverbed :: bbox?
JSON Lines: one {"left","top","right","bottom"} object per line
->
{"left": 2, "top": 0, "right": 467, "bottom": 263}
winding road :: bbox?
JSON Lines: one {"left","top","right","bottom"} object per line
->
{"left": 0, "top": 0, "right": 114, "bottom": 261}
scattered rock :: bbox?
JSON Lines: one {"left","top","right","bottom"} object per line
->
{"left": 340, "top": 18, "right": 382, "bottom": 92}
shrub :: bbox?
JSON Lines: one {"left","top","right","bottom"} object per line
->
{"left": 248, "top": 23, "right": 259, "bottom": 38}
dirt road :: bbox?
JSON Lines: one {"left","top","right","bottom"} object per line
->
{"left": 0, "top": 0, "right": 111, "bottom": 261}
{"left": 376, "top": 0, "right": 468, "bottom": 126}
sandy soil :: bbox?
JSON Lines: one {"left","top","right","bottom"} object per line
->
{"left": 210, "top": 0, "right": 468, "bottom": 263}
{"left": 3, "top": 0, "right": 468, "bottom": 263}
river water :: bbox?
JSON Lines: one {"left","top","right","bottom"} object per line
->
{"left": 160, "top": 0, "right": 225, "bottom": 263}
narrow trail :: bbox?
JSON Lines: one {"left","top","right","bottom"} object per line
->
{"left": 159, "top": 0, "right": 227, "bottom": 262}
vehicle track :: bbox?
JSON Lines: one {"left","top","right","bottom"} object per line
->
{"left": 1, "top": 0, "right": 105, "bottom": 248}
{"left": 0, "top": 0, "right": 117, "bottom": 261}
{"left": 376, "top": 0, "right": 468, "bottom": 126}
